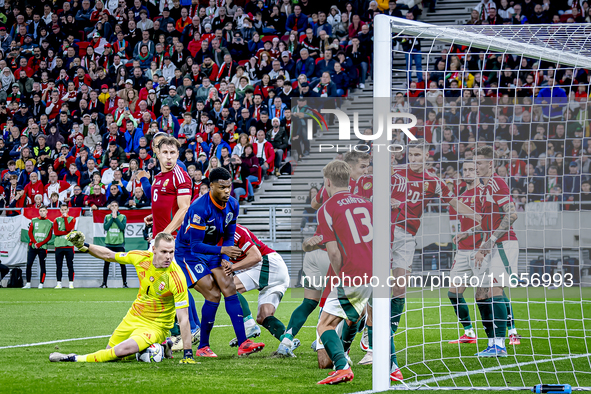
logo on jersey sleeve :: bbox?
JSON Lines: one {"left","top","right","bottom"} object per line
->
{"left": 225, "top": 212, "right": 234, "bottom": 225}
{"left": 192, "top": 214, "right": 201, "bottom": 224}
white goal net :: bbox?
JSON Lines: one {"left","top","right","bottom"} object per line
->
{"left": 371, "top": 15, "right": 591, "bottom": 391}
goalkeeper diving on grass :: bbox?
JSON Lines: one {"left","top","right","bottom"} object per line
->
{"left": 49, "top": 231, "right": 197, "bottom": 364}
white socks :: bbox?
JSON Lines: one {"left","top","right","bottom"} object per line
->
{"left": 494, "top": 337, "right": 506, "bottom": 348}
{"left": 244, "top": 318, "right": 256, "bottom": 329}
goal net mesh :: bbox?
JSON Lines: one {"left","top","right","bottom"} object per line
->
{"left": 382, "top": 20, "right": 591, "bottom": 390}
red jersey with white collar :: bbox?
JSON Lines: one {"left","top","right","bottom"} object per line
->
{"left": 151, "top": 165, "right": 192, "bottom": 237}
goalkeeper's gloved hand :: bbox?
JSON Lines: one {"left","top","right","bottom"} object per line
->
{"left": 179, "top": 349, "right": 196, "bottom": 364}
{"left": 66, "top": 231, "right": 89, "bottom": 252}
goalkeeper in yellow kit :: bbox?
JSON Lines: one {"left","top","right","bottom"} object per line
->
{"left": 49, "top": 231, "right": 197, "bottom": 364}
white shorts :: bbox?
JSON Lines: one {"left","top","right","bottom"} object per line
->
{"left": 235, "top": 252, "right": 289, "bottom": 309}
{"left": 301, "top": 249, "right": 331, "bottom": 291}
{"left": 449, "top": 249, "right": 479, "bottom": 285}
{"left": 480, "top": 240, "right": 519, "bottom": 288}
{"left": 391, "top": 226, "right": 416, "bottom": 272}
{"left": 322, "top": 284, "right": 372, "bottom": 322}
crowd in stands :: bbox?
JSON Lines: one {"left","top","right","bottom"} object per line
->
{"left": 0, "top": 0, "right": 393, "bottom": 212}
{"left": 470, "top": 0, "right": 591, "bottom": 25}
{"left": 391, "top": 0, "right": 591, "bottom": 212}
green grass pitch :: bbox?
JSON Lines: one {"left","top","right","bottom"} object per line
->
{"left": 1, "top": 288, "right": 590, "bottom": 393}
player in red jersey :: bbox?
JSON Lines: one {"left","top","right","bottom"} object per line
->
{"left": 276, "top": 152, "right": 369, "bottom": 360}
{"left": 455, "top": 146, "right": 520, "bottom": 357}
{"left": 139, "top": 135, "right": 200, "bottom": 356}
{"left": 222, "top": 224, "right": 291, "bottom": 347}
{"left": 382, "top": 139, "right": 480, "bottom": 378}
{"left": 145, "top": 136, "right": 192, "bottom": 237}
{"left": 314, "top": 160, "right": 373, "bottom": 385}
{"left": 448, "top": 159, "right": 521, "bottom": 346}
{"left": 311, "top": 151, "right": 370, "bottom": 210}
{"left": 447, "top": 160, "right": 483, "bottom": 344}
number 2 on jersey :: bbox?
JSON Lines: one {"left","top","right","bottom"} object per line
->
{"left": 345, "top": 207, "right": 373, "bottom": 244}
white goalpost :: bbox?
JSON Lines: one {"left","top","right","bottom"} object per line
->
{"left": 372, "top": 15, "right": 591, "bottom": 391}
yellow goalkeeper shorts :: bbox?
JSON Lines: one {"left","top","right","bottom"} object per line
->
{"left": 108, "top": 315, "right": 169, "bottom": 351}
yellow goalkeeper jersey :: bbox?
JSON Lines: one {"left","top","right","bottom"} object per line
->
{"left": 115, "top": 251, "right": 189, "bottom": 330}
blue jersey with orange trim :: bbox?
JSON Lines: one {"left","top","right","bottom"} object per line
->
{"left": 176, "top": 192, "right": 239, "bottom": 265}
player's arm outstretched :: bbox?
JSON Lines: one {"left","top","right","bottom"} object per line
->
{"left": 66, "top": 231, "right": 118, "bottom": 261}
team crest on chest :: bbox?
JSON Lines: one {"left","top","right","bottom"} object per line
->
{"left": 225, "top": 212, "right": 233, "bottom": 225}
{"left": 364, "top": 182, "right": 372, "bottom": 190}
{"left": 158, "top": 282, "right": 165, "bottom": 291}
{"left": 424, "top": 181, "right": 429, "bottom": 191}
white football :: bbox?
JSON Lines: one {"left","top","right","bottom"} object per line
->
{"left": 136, "top": 343, "right": 163, "bottom": 363}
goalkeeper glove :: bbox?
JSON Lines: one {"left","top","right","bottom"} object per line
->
{"left": 179, "top": 349, "right": 196, "bottom": 364}
{"left": 66, "top": 231, "right": 89, "bottom": 252}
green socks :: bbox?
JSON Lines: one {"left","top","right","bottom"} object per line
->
{"left": 170, "top": 319, "right": 180, "bottom": 336}
{"left": 341, "top": 320, "right": 361, "bottom": 353}
{"left": 367, "top": 325, "right": 373, "bottom": 350}
{"left": 390, "top": 298, "right": 405, "bottom": 368}
{"left": 280, "top": 298, "right": 319, "bottom": 341}
{"left": 262, "top": 316, "right": 286, "bottom": 340}
{"left": 448, "top": 291, "right": 473, "bottom": 329}
{"left": 237, "top": 293, "right": 253, "bottom": 322}
{"left": 391, "top": 328, "right": 398, "bottom": 367}
{"left": 320, "top": 330, "right": 348, "bottom": 371}
{"left": 502, "top": 291, "right": 515, "bottom": 330}
{"left": 477, "top": 298, "right": 494, "bottom": 339}
{"left": 391, "top": 297, "right": 405, "bottom": 334}
{"left": 492, "top": 296, "right": 508, "bottom": 339}
{"left": 477, "top": 297, "right": 508, "bottom": 341}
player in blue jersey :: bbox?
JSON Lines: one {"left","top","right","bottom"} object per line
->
{"left": 176, "top": 167, "right": 265, "bottom": 357}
